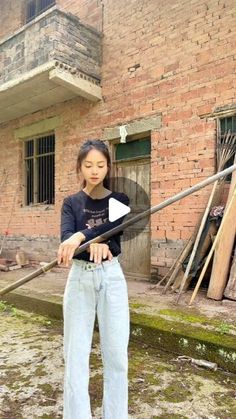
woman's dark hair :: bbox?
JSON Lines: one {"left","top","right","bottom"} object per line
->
{"left": 76, "top": 139, "right": 111, "bottom": 188}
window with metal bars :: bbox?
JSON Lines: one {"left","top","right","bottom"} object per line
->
{"left": 24, "top": 134, "right": 55, "bottom": 205}
{"left": 26, "top": 0, "right": 56, "bottom": 23}
{"left": 218, "top": 116, "right": 236, "bottom": 181}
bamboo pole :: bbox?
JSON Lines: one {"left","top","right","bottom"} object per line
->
{"left": 149, "top": 239, "right": 191, "bottom": 290}
{"left": 207, "top": 156, "right": 236, "bottom": 300}
{"left": 224, "top": 248, "right": 236, "bottom": 300}
{"left": 175, "top": 181, "right": 218, "bottom": 303}
{"left": 162, "top": 237, "right": 194, "bottom": 293}
{"left": 189, "top": 184, "right": 236, "bottom": 305}
{"left": 1, "top": 163, "right": 236, "bottom": 297}
{"left": 176, "top": 130, "right": 236, "bottom": 302}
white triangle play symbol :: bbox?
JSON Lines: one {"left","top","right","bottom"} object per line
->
{"left": 108, "top": 197, "right": 130, "bottom": 222}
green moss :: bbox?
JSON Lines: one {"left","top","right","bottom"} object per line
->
{"left": 212, "top": 392, "right": 236, "bottom": 414}
{"left": 130, "top": 310, "right": 236, "bottom": 373}
{"left": 159, "top": 308, "right": 214, "bottom": 325}
{"left": 34, "top": 365, "right": 47, "bottom": 377}
{"left": 158, "top": 308, "right": 235, "bottom": 331}
{"left": 37, "top": 383, "right": 54, "bottom": 397}
{"left": 0, "top": 300, "right": 60, "bottom": 327}
{"left": 130, "top": 311, "right": 236, "bottom": 349}
{"left": 160, "top": 380, "right": 191, "bottom": 403}
{"left": 144, "top": 372, "right": 162, "bottom": 386}
{"left": 29, "top": 344, "right": 43, "bottom": 350}
{"left": 1, "top": 368, "right": 32, "bottom": 390}
{"left": 130, "top": 301, "right": 149, "bottom": 310}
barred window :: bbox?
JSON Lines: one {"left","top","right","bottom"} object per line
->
{"left": 24, "top": 134, "right": 55, "bottom": 205}
{"left": 26, "top": 0, "right": 56, "bottom": 23}
{"left": 219, "top": 116, "right": 236, "bottom": 181}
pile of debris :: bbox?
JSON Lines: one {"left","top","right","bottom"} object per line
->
{"left": 0, "top": 250, "right": 29, "bottom": 272}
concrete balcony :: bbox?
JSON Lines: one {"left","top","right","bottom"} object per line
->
{"left": 0, "top": 7, "right": 102, "bottom": 124}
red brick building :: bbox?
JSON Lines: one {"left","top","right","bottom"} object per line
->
{"left": 0, "top": 0, "right": 235, "bottom": 280}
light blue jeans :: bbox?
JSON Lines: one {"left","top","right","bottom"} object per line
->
{"left": 63, "top": 256, "right": 130, "bottom": 419}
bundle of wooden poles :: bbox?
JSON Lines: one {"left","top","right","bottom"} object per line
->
{"left": 154, "top": 130, "right": 236, "bottom": 305}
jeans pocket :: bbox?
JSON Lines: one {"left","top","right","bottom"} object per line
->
{"left": 106, "top": 262, "right": 126, "bottom": 282}
{"left": 67, "top": 264, "right": 83, "bottom": 283}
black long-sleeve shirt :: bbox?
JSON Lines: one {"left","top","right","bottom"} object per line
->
{"left": 60, "top": 190, "right": 130, "bottom": 261}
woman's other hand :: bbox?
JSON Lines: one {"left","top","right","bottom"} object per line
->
{"left": 57, "top": 232, "right": 86, "bottom": 267}
{"left": 86, "top": 243, "right": 113, "bottom": 264}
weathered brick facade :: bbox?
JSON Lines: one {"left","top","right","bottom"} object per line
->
{"left": 0, "top": 8, "right": 102, "bottom": 85}
{"left": 0, "top": 0, "right": 235, "bottom": 274}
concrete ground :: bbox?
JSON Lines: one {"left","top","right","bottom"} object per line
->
{"left": 0, "top": 264, "right": 236, "bottom": 374}
{"left": 0, "top": 263, "right": 236, "bottom": 321}
{"left": 0, "top": 304, "right": 236, "bottom": 419}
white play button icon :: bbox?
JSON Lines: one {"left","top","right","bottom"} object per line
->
{"left": 108, "top": 197, "right": 130, "bottom": 222}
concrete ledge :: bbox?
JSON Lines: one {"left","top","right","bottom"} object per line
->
{"left": 14, "top": 116, "right": 61, "bottom": 139}
{"left": 1, "top": 287, "right": 236, "bottom": 373}
{"left": 130, "top": 310, "right": 236, "bottom": 374}
{"left": 49, "top": 68, "right": 102, "bottom": 102}
{"left": 1, "top": 289, "right": 63, "bottom": 320}
{"left": 103, "top": 116, "right": 162, "bottom": 141}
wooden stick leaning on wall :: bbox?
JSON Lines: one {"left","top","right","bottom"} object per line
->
{"left": 168, "top": 214, "right": 217, "bottom": 293}
{"left": 1, "top": 163, "right": 236, "bottom": 297}
{"left": 162, "top": 236, "right": 195, "bottom": 294}
{"left": 175, "top": 182, "right": 218, "bottom": 303}
{"left": 176, "top": 130, "right": 236, "bottom": 303}
{"left": 224, "top": 247, "right": 236, "bottom": 300}
{"left": 207, "top": 154, "right": 236, "bottom": 300}
{"left": 149, "top": 237, "right": 193, "bottom": 291}
{"left": 188, "top": 184, "right": 236, "bottom": 306}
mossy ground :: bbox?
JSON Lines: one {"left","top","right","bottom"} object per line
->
{"left": 130, "top": 305, "right": 236, "bottom": 373}
{"left": 0, "top": 301, "right": 236, "bottom": 418}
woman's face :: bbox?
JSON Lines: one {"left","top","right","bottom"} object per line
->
{"left": 80, "top": 149, "right": 108, "bottom": 186}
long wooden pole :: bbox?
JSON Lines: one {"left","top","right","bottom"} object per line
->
{"left": 189, "top": 184, "right": 236, "bottom": 305}
{"left": 1, "top": 164, "right": 236, "bottom": 297}
{"left": 207, "top": 155, "right": 236, "bottom": 300}
{"left": 175, "top": 181, "right": 218, "bottom": 302}
{"left": 162, "top": 237, "right": 194, "bottom": 293}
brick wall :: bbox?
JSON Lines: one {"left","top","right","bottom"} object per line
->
{"left": 0, "top": 0, "right": 25, "bottom": 40}
{"left": 0, "top": 0, "right": 236, "bottom": 272}
{"left": 57, "top": 0, "right": 103, "bottom": 31}
{"left": 0, "top": 0, "right": 102, "bottom": 42}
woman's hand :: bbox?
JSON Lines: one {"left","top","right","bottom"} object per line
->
{"left": 87, "top": 243, "right": 113, "bottom": 264}
{"left": 57, "top": 232, "right": 86, "bottom": 267}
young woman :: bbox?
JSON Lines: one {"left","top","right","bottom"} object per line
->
{"left": 57, "top": 139, "right": 130, "bottom": 419}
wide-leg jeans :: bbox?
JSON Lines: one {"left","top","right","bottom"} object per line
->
{"left": 63, "top": 256, "right": 130, "bottom": 419}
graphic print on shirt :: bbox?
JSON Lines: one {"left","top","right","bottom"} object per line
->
{"left": 83, "top": 207, "right": 109, "bottom": 229}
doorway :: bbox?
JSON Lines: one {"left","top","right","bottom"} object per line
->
{"left": 111, "top": 136, "right": 151, "bottom": 280}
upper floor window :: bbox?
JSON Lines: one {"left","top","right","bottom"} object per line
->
{"left": 26, "top": 0, "right": 56, "bottom": 23}
{"left": 24, "top": 133, "right": 55, "bottom": 205}
{"left": 219, "top": 116, "right": 236, "bottom": 181}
